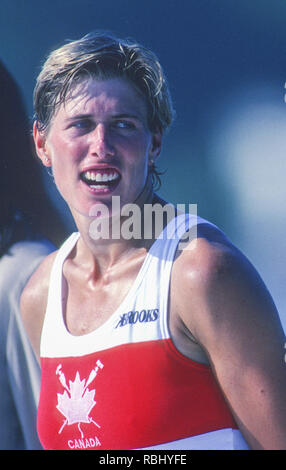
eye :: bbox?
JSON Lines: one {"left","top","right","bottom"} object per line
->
{"left": 113, "top": 120, "right": 136, "bottom": 130}
{"left": 70, "top": 119, "right": 94, "bottom": 132}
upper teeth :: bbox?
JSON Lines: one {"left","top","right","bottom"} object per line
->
{"left": 84, "top": 171, "right": 119, "bottom": 182}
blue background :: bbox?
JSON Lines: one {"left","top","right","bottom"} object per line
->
{"left": 1, "top": 0, "right": 286, "bottom": 329}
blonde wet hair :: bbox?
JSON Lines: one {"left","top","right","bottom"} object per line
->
{"left": 34, "top": 31, "right": 174, "bottom": 133}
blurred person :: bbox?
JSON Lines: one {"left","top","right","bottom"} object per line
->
{"left": 21, "top": 32, "right": 286, "bottom": 450}
{"left": 0, "top": 61, "right": 67, "bottom": 449}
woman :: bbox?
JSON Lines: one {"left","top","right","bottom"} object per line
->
{"left": 21, "top": 32, "right": 286, "bottom": 450}
{"left": 0, "top": 61, "right": 67, "bottom": 449}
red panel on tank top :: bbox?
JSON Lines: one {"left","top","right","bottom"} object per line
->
{"left": 38, "top": 339, "right": 237, "bottom": 450}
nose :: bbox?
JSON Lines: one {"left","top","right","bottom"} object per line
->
{"left": 88, "top": 123, "right": 115, "bottom": 159}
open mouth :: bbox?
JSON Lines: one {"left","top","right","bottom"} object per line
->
{"left": 80, "top": 168, "right": 121, "bottom": 192}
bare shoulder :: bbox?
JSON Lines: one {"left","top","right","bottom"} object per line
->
{"left": 172, "top": 222, "right": 286, "bottom": 449}
{"left": 20, "top": 250, "right": 58, "bottom": 362}
{"left": 173, "top": 222, "right": 283, "bottom": 345}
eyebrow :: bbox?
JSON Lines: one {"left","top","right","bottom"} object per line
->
{"left": 111, "top": 113, "right": 142, "bottom": 121}
{"left": 65, "top": 113, "right": 94, "bottom": 121}
{"left": 65, "top": 112, "right": 143, "bottom": 122}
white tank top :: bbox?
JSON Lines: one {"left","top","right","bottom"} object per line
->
{"left": 38, "top": 213, "right": 249, "bottom": 450}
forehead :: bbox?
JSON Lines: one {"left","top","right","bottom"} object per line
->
{"left": 58, "top": 77, "right": 148, "bottom": 120}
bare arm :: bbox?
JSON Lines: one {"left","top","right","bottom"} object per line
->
{"left": 175, "top": 235, "right": 286, "bottom": 449}
{"left": 20, "top": 251, "right": 57, "bottom": 363}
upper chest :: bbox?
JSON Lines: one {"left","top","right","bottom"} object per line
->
{"left": 60, "top": 250, "right": 209, "bottom": 365}
{"left": 62, "top": 251, "right": 148, "bottom": 335}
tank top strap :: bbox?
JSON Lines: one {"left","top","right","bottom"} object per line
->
{"left": 43, "top": 232, "right": 80, "bottom": 345}
{"left": 142, "top": 212, "right": 214, "bottom": 338}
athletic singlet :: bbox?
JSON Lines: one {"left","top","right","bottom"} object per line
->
{"left": 37, "top": 213, "right": 249, "bottom": 450}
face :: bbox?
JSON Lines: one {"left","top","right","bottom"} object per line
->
{"left": 34, "top": 77, "right": 161, "bottom": 221}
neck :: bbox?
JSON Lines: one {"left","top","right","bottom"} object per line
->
{"left": 71, "top": 175, "right": 165, "bottom": 273}
{"left": 133, "top": 172, "right": 154, "bottom": 209}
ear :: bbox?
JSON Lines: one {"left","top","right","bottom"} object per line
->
{"left": 148, "top": 131, "right": 162, "bottom": 165}
{"left": 33, "top": 121, "right": 52, "bottom": 167}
